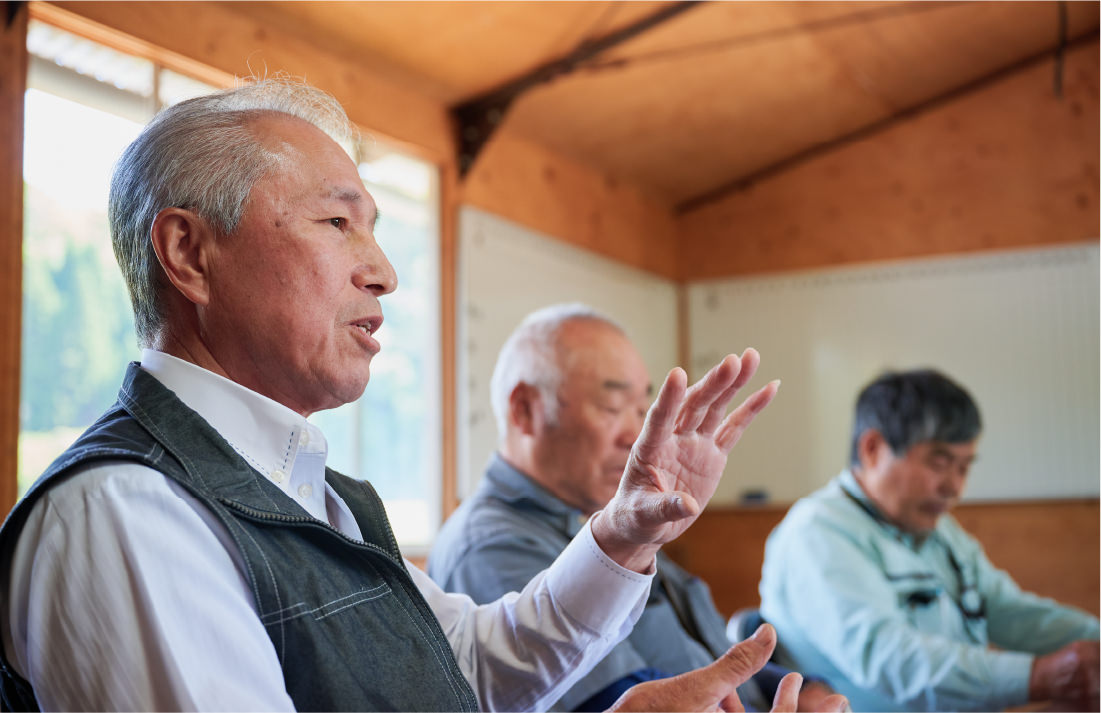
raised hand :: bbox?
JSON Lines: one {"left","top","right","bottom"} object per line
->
{"left": 607, "top": 624, "right": 850, "bottom": 713}
{"left": 593, "top": 349, "right": 778, "bottom": 572}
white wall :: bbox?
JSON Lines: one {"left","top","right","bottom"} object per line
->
{"left": 688, "top": 244, "right": 1100, "bottom": 504}
{"left": 457, "top": 207, "right": 679, "bottom": 498}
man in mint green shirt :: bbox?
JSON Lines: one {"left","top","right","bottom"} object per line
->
{"left": 760, "top": 369, "right": 1099, "bottom": 711}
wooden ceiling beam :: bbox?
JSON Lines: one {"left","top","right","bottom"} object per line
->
{"left": 44, "top": 1, "right": 454, "bottom": 163}
{"left": 453, "top": 0, "right": 705, "bottom": 176}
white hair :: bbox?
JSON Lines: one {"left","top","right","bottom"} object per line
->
{"left": 109, "top": 76, "right": 359, "bottom": 346}
{"left": 489, "top": 303, "right": 626, "bottom": 442}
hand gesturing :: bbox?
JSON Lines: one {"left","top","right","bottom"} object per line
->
{"left": 608, "top": 624, "right": 850, "bottom": 712}
{"left": 593, "top": 349, "right": 778, "bottom": 571}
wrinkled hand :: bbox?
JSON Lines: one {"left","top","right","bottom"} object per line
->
{"left": 1030, "top": 640, "right": 1100, "bottom": 704}
{"left": 593, "top": 350, "right": 778, "bottom": 571}
{"left": 608, "top": 624, "right": 849, "bottom": 712}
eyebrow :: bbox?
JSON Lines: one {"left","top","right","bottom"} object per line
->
{"left": 324, "top": 187, "right": 378, "bottom": 229}
{"left": 929, "top": 446, "right": 977, "bottom": 463}
{"left": 602, "top": 379, "right": 654, "bottom": 397}
{"left": 325, "top": 187, "right": 363, "bottom": 204}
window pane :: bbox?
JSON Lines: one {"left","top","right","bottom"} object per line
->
{"left": 21, "top": 23, "right": 152, "bottom": 496}
{"left": 20, "top": 87, "right": 145, "bottom": 494}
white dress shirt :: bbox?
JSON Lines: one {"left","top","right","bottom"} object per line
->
{"left": 2, "top": 350, "right": 652, "bottom": 711}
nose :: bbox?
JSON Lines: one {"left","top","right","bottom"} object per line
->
{"left": 617, "top": 409, "right": 646, "bottom": 450}
{"left": 940, "top": 467, "right": 966, "bottom": 498}
{"left": 353, "top": 237, "right": 398, "bottom": 296}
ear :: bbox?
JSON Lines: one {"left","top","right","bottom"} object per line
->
{"left": 857, "top": 429, "right": 890, "bottom": 472}
{"left": 150, "top": 207, "right": 215, "bottom": 307}
{"left": 508, "top": 382, "right": 545, "bottom": 437}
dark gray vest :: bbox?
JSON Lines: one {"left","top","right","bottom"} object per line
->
{"left": 0, "top": 364, "right": 479, "bottom": 712}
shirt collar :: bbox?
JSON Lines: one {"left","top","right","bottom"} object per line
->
{"left": 138, "top": 351, "right": 361, "bottom": 536}
{"left": 139, "top": 349, "right": 323, "bottom": 486}
{"left": 837, "top": 468, "right": 924, "bottom": 548}
{"left": 484, "top": 453, "right": 589, "bottom": 537}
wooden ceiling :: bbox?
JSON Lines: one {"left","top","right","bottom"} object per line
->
{"left": 228, "top": 1, "right": 1099, "bottom": 211}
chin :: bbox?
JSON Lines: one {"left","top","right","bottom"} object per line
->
{"left": 340, "top": 379, "right": 370, "bottom": 405}
{"left": 912, "top": 518, "right": 940, "bottom": 535}
{"left": 315, "top": 377, "right": 370, "bottom": 413}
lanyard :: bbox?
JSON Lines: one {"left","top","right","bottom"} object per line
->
{"left": 840, "top": 484, "right": 986, "bottom": 621}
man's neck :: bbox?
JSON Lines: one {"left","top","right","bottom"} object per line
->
{"left": 497, "top": 449, "right": 596, "bottom": 517}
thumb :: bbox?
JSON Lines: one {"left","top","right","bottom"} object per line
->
{"left": 619, "top": 491, "right": 699, "bottom": 533}
{"left": 656, "top": 491, "right": 699, "bottom": 523}
{"left": 705, "top": 624, "right": 778, "bottom": 704}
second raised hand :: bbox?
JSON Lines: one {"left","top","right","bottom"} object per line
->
{"left": 592, "top": 349, "right": 780, "bottom": 572}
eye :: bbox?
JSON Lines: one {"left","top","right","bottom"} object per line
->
{"left": 928, "top": 455, "right": 951, "bottom": 473}
{"left": 328, "top": 217, "right": 347, "bottom": 230}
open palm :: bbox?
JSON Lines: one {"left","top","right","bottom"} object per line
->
{"left": 595, "top": 350, "right": 778, "bottom": 566}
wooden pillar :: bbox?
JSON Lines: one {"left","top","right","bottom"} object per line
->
{"left": 439, "top": 163, "right": 460, "bottom": 519}
{"left": 0, "top": 1, "right": 28, "bottom": 516}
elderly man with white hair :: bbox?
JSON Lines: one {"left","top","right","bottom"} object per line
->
{"left": 0, "top": 78, "right": 831, "bottom": 713}
{"left": 430, "top": 303, "right": 841, "bottom": 712}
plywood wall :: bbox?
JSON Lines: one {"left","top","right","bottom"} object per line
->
{"left": 676, "top": 41, "right": 1100, "bottom": 279}
{"left": 462, "top": 131, "right": 680, "bottom": 280}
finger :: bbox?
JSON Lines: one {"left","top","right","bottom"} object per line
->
{"left": 636, "top": 367, "right": 688, "bottom": 453}
{"left": 613, "top": 626, "right": 776, "bottom": 713}
{"left": 770, "top": 673, "right": 802, "bottom": 713}
{"left": 701, "top": 624, "right": 777, "bottom": 703}
{"left": 676, "top": 355, "right": 741, "bottom": 434}
{"left": 715, "top": 380, "right": 780, "bottom": 454}
{"left": 1086, "top": 661, "right": 1101, "bottom": 697}
{"left": 699, "top": 349, "right": 761, "bottom": 435}
{"left": 630, "top": 491, "right": 701, "bottom": 530}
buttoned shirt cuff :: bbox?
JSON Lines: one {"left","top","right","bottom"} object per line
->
{"left": 542, "top": 516, "right": 654, "bottom": 633}
{"left": 986, "top": 649, "right": 1034, "bottom": 709}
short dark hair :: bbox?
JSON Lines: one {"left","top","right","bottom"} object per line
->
{"left": 849, "top": 369, "right": 982, "bottom": 467}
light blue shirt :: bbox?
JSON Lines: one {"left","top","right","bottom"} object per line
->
{"left": 760, "top": 470, "right": 1099, "bottom": 712}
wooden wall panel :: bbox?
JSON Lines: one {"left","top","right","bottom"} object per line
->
{"left": 0, "top": 3, "right": 28, "bottom": 517}
{"left": 664, "top": 500, "right": 1100, "bottom": 621}
{"left": 953, "top": 500, "right": 1101, "bottom": 620}
{"left": 462, "top": 130, "right": 680, "bottom": 281}
{"left": 676, "top": 41, "right": 1100, "bottom": 279}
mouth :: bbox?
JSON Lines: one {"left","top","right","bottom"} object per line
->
{"left": 350, "top": 315, "right": 383, "bottom": 351}
{"left": 923, "top": 501, "right": 951, "bottom": 516}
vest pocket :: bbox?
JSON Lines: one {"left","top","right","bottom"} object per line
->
{"left": 260, "top": 582, "right": 393, "bottom": 625}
